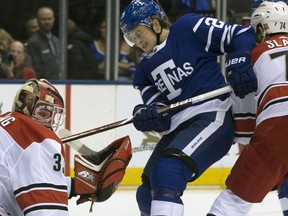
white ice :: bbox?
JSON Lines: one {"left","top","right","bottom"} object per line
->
{"left": 69, "top": 188, "right": 282, "bottom": 215}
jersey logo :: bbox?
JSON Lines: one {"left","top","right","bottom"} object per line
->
{"left": 77, "top": 170, "right": 95, "bottom": 183}
{"left": 151, "top": 59, "right": 194, "bottom": 100}
{"left": 225, "top": 57, "right": 246, "bottom": 67}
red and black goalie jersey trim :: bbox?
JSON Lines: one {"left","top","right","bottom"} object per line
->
{"left": 14, "top": 183, "right": 68, "bottom": 215}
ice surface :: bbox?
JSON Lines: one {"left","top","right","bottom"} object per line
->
{"left": 69, "top": 189, "right": 282, "bottom": 216}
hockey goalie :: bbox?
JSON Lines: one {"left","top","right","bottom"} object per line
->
{"left": 0, "top": 78, "right": 131, "bottom": 215}
{"left": 70, "top": 135, "right": 132, "bottom": 210}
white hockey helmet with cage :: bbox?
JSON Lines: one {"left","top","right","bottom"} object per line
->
{"left": 251, "top": 1, "right": 288, "bottom": 34}
{"left": 12, "top": 78, "right": 65, "bottom": 131}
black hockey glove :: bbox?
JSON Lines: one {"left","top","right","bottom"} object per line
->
{"left": 132, "top": 104, "right": 171, "bottom": 132}
{"left": 226, "top": 51, "right": 258, "bottom": 98}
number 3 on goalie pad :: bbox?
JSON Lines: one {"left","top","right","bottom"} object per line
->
{"left": 74, "top": 135, "right": 132, "bottom": 202}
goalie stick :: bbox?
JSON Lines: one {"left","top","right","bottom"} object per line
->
{"left": 61, "top": 85, "right": 233, "bottom": 143}
{"left": 58, "top": 128, "right": 156, "bottom": 154}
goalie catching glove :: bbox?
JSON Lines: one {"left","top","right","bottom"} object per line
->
{"left": 225, "top": 51, "right": 258, "bottom": 98}
{"left": 72, "top": 135, "right": 132, "bottom": 209}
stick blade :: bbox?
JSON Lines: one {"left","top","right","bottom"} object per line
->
{"left": 58, "top": 129, "right": 95, "bottom": 154}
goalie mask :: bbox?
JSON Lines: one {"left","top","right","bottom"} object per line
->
{"left": 251, "top": 1, "right": 288, "bottom": 35}
{"left": 12, "top": 78, "right": 65, "bottom": 131}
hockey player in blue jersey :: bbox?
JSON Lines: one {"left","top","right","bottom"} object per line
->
{"left": 120, "top": 0, "right": 257, "bottom": 215}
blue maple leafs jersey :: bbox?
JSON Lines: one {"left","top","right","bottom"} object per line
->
{"left": 133, "top": 13, "right": 256, "bottom": 133}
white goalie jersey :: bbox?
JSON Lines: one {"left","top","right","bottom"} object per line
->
{"left": 0, "top": 112, "right": 70, "bottom": 216}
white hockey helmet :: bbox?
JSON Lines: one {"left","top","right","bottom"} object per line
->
{"left": 12, "top": 79, "right": 65, "bottom": 131}
{"left": 251, "top": 1, "right": 288, "bottom": 34}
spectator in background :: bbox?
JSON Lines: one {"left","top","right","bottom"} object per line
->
{"left": 0, "top": 28, "right": 15, "bottom": 79}
{"left": 24, "top": 17, "right": 39, "bottom": 39}
{"left": 23, "top": 17, "right": 39, "bottom": 69}
{"left": 8, "top": 41, "right": 37, "bottom": 79}
{"left": 67, "top": 19, "right": 100, "bottom": 80}
{"left": 90, "top": 18, "right": 137, "bottom": 80}
{"left": 26, "top": 6, "right": 60, "bottom": 80}
{"left": 0, "top": 49, "right": 14, "bottom": 79}
{"left": 0, "top": 41, "right": 37, "bottom": 80}
{"left": 0, "top": 28, "right": 14, "bottom": 53}
{"left": 118, "top": 35, "right": 137, "bottom": 80}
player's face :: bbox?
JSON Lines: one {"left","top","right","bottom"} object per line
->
{"left": 128, "top": 25, "right": 157, "bottom": 54}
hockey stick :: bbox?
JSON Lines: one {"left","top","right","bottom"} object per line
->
{"left": 59, "top": 129, "right": 96, "bottom": 154}
{"left": 61, "top": 85, "right": 233, "bottom": 143}
{"left": 59, "top": 128, "right": 156, "bottom": 154}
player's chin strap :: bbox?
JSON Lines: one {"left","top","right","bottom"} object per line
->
{"left": 151, "top": 20, "right": 163, "bottom": 45}
{"left": 156, "top": 26, "right": 163, "bottom": 45}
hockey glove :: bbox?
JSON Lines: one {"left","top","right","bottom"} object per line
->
{"left": 132, "top": 104, "right": 171, "bottom": 132}
{"left": 226, "top": 51, "right": 257, "bottom": 98}
{"left": 73, "top": 136, "right": 132, "bottom": 211}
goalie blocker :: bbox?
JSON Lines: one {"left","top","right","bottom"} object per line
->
{"left": 72, "top": 135, "right": 132, "bottom": 204}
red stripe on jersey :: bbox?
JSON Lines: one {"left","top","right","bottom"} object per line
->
{"left": 234, "top": 118, "right": 256, "bottom": 133}
{"left": 252, "top": 34, "right": 288, "bottom": 64}
{"left": 257, "top": 84, "right": 288, "bottom": 116}
{"left": 0, "top": 112, "right": 65, "bottom": 157}
{"left": 16, "top": 189, "right": 68, "bottom": 210}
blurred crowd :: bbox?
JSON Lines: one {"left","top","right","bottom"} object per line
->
{"left": 0, "top": 0, "right": 219, "bottom": 81}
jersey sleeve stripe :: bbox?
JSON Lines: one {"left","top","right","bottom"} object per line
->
{"left": 146, "top": 92, "right": 162, "bottom": 105}
{"left": 14, "top": 183, "right": 67, "bottom": 195}
{"left": 234, "top": 118, "right": 256, "bottom": 133}
{"left": 257, "top": 83, "right": 288, "bottom": 114}
{"left": 220, "top": 26, "right": 229, "bottom": 53}
{"left": 236, "top": 26, "right": 251, "bottom": 36}
{"left": 16, "top": 189, "right": 68, "bottom": 211}
{"left": 226, "top": 25, "right": 232, "bottom": 45}
{"left": 140, "top": 86, "right": 152, "bottom": 96}
{"left": 205, "top": 26, "right": 214, "bottom": 51}
{"left": 24, "top": 204, "right": 68, "bottom": 215}
{"left": 193, "top": 17, "right": 205, "bottom": 32}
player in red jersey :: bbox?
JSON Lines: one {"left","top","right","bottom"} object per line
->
{"left": 207, "top": 1, "right": 288, "bottom": 215}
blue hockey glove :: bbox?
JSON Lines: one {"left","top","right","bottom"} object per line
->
{"left": 226, "top": 51, "right": 258, "bottom": 98}
{"left": 132, "top": 104, "right": 171, "bottom": 132}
